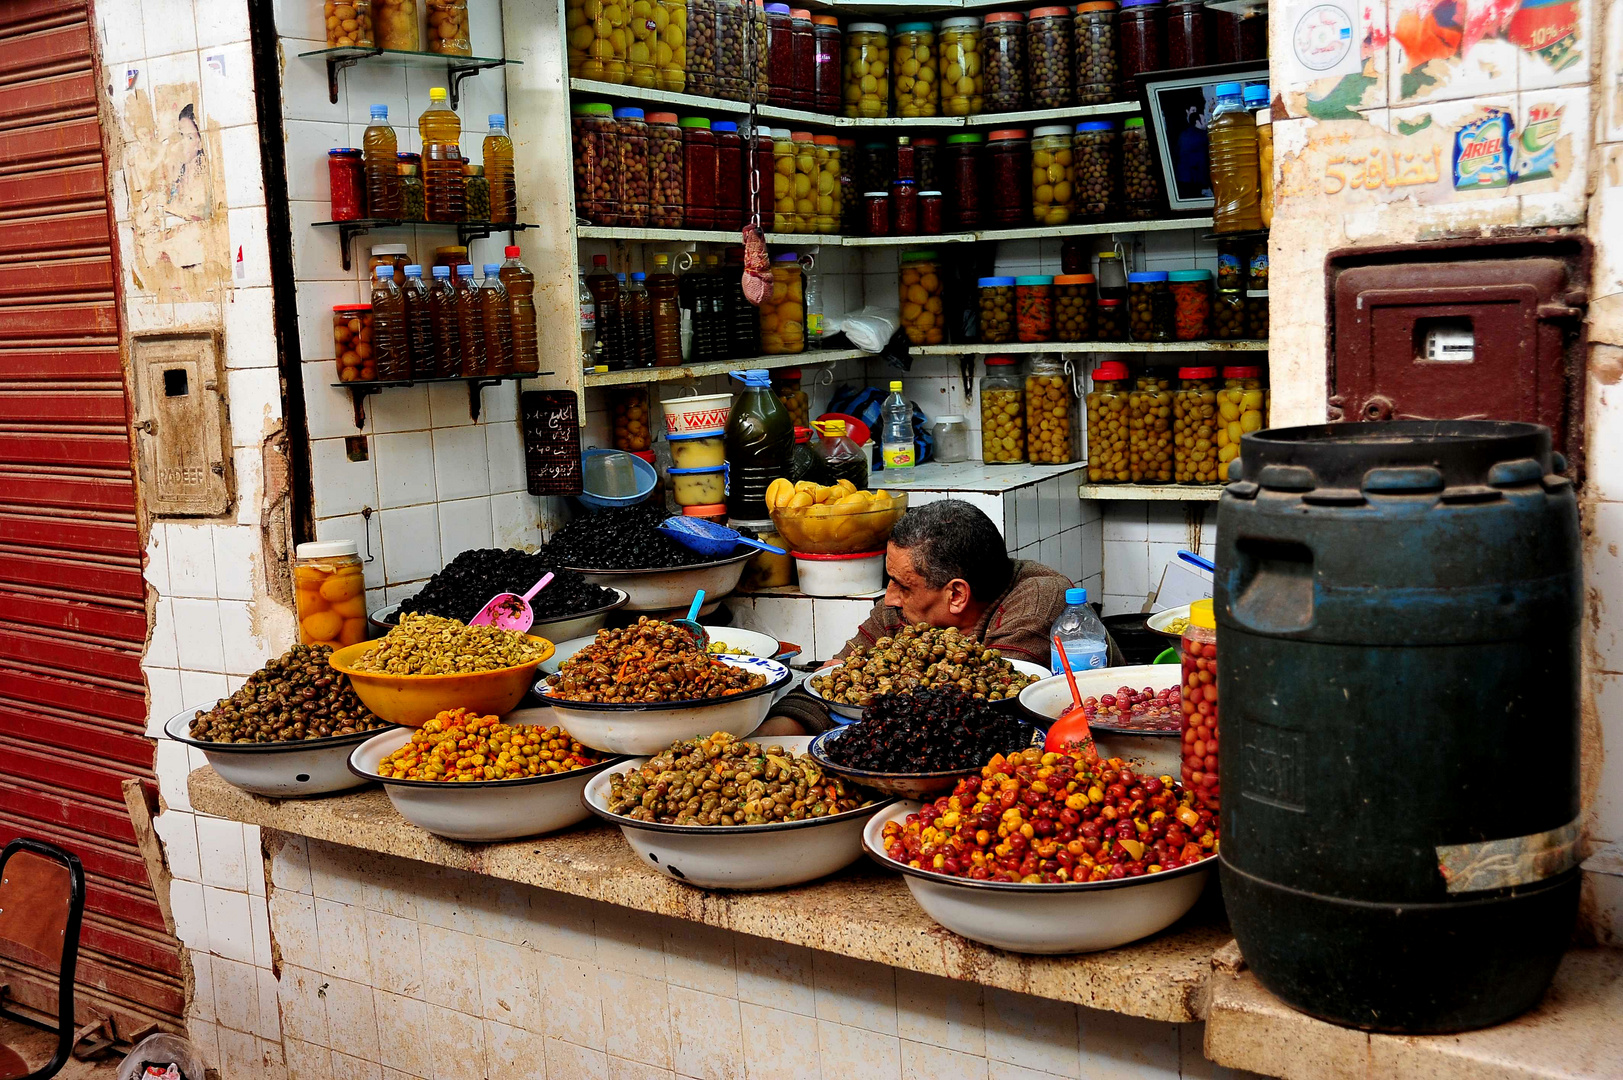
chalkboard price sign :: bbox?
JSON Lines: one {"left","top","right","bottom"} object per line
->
{"left": 520, "top": 390, "right": 584, "bottom": 496}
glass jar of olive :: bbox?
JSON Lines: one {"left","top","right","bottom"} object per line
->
{"left": 979, "top": 356, "right": 1026, "bottom": 463}
{"left": 977, "top": 275, "right": 1015, "bottom": 344}
{"left": 1173, "top": 366, "right": 1221, "bottom": 484}
{"left": 1025, "top": 354, "right": 1074, "bottom": 464}
{"left": 1127, "top": 270, "right": 1172, "bottom": 342}
{"left": 1084, "top": 359, "right": 1130, "bottom": 483}
{"left": 1053, "top": 274, "right": 1094, "bottom": 341}
{"left": 1128, "top": 369, "right": 1173, "bottom": 483}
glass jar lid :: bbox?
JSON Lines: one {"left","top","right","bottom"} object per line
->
{"left": 296, "top": 540, "right": 359, "bottom": 558}
{"left": 1128, "top": 271, "right": 1170, "bottom": 282}
{"left": 1169, "top": 269, "right": 1212, "bottom": 281}
{"left": 1093, "top": 360, "right": 1129, "bottom": 380}
{"left": 1178, "top": 366, "right": 1218, "bottom": 378}
{"left": 1034, "top": 124, "right": 1072, "bottom": 138}
{"left": 947, "top": 132, "right": 985, "bottom": 144}
{"left": 978, "top": 276, "right": 1017, "bottom": 286}
{"left": 1015, "top": 275, "right": 1054, "bottom": 285}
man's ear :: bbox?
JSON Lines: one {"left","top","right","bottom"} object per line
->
{"left": 947, "top": 578, "right": 973, "bottom": 614}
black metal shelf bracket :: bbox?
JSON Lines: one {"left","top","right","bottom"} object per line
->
{"left": 467, "top": 377, "right": 506, "bottom": 421}
{"left": 447, "top": 58, "right": 508, "bottom": 109}
{"left": 324, "top": 48, "right": 379, "bottom": 103}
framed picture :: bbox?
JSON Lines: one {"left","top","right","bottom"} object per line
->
{"left": 1134, "top": 62, "right": 1270, "bottom": 216}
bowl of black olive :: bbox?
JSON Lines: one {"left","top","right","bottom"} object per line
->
{"left": 539, "top": 506, "right": 756, "bottom": 614}
{"left": 370, "top": 551, "right": 630, "bottom": 640}
{"left": 808, "top": 688, "right": 1046, "bottom": 799}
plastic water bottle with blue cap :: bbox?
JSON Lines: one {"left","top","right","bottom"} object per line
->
{"left": 1051, "top": 587, "right": 1109, "bottom": 674}
{"left": 881, "top": 381, "right": 915, "bottom": 469}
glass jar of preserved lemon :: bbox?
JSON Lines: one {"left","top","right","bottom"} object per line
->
{"left": 938, "top": 16, "right": 983, "bottom": 116}
{"left": 891, "top": 22, "right": 938, "bottom": 117}
{"left": 843, "top": 22, "right": 890, "bottom": 117}
{"left": 293, "top": 541, "right": 368, "bottom": 649}
{"left": 898, "top": 250, "right": 944, "bottom": 345}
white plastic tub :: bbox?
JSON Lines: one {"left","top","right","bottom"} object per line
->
{"left": 793, "top": 550, "right": 886, "bottom": 597}
{"left": 661, "top": 392, "right": 733, "bottom": 435}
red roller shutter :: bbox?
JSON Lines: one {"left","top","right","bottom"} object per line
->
{"left": 0, "top": 0, "right": 183, "bottom": 1032}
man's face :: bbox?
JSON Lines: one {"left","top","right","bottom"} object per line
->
{"left": 884, "top": 543, "right": 959, "bottom": 627}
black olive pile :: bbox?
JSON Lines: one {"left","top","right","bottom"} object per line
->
{"left": 188, "top": 644, "right": 388, "bottom": 743}
{"left": 397, "top": 549, "right": 616, "bottom": 624}
{"left": 823, "top": 687, "right": 1037, "bottom": 773}
{"left": 541, "top": 506, "right": 709, "bottom": 571}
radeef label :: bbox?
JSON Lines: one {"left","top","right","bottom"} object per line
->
{"left": 1453, "top": 109, "right": 1512, "bottom": 189}
{"left": 1513, "top": 102, "right": 1563, "bottom": 182}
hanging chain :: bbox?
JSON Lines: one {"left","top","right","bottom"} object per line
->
{"left": 744, "top": 1, "right": 762, "bottom": 230}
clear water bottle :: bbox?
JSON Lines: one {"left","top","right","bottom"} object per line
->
{"left": 803, "top": 254, "right": 823, "bottom": 348}
{"left": 881, "top": 380, "right": 915, "bottom": 469}
{"left": 1051, "top": 587, "right": 1109, "bottom": 673}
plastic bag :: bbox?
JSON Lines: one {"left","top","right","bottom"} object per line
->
{"left": 830, "top": 305, "right": 900, "bottom": 354}
{"left": 117, "top": 1035, "right": 204, "bottom": 1080}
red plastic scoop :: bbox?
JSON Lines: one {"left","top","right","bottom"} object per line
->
{"left": 1044, "top": 633, "right": 1097, "bottom": 756}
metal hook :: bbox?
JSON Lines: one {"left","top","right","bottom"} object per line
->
{"left": 360, "top": 506, "right": 376, "bottom": 562}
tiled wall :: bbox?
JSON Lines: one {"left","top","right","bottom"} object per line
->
{"left": 1099, "top": 505, "right": 1218, "bottom": 618}
{"left": 227, "top": 835, "right": 1261, "bottom": 1080}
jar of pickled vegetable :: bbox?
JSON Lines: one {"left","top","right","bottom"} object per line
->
{"left": 1072, "top": 120, "right": 1117, "bottom": 218}
{"left": 571, "top": 103, "right": 615, "bottom": 224}
{"left": 395, "top": 154, "right": 424, "bottom": 221}
{"left": 1120, "top": 0, "right": 1164, "bottom": 85}
{"left": 461, "top": 164, "right": 489, "bottom": 221}
{"left": 790, "top": 8, "right": 815, "bottom": 108}
{"left": 687, "top": 0, "right": 717, "bottom": 95}
{"left": 844, "top": 22, "right": 890, "bottom": 117}
{"left": 857, "top": 139, "right": 892, "bottom": 194}
{"left": 1213, "top": 0, "right": 1266, "bottom": 61}
{"left": 1215, "top": 365, "right": 1264, "bottom": 472}
{"left": 892, "top": 22, "right": 938, "bottom": 117}
{"left": 1094, "top": 296, "right": 1124, "bottom": 339}
{"left": 1030, "top": 125, "right": 1074, "bottom": 226}
{"left": 712, "top": 0, "right": 746, "bottom": 99}
{"left": 1173, "top": 366, "right": 1220, "bottom": 483}
{"left": 772, "top": 367, "right": 810, "bottom": 428}
{"left": 1025, "top": 354, "right": 1074, "bottom": 463}
{"left": 766, "top": 3, "right": 795, "bottom": 106}
{"left": 812, "top": 15, "right": 841, "bottom": 112}
{"left": 610, "top": 386, "right": 653, "bottom": 451}
{"left": 980, "top": 356, "right": 1026, "bottom": 463}
{"left": 1127, "top": 270, "right": 1171, "bottom": 342}
{"left": 899, "top": 250, "right": 943, "bottom": 345}
{"left": 294, "top": 540, "right": 367, "bottom": 649}
{"left": 1053, "top": 274, "right": 1093, "bottom": 341}
{"left": 982, "top": 11, "right": 1026, "bottom": 110}
{"left": 891, "top": 177, "right": 918, "bottom": 233}
{"left": 1213, "top": 287, "right": 1245, "bottom": 339}
{"left": 837, "top": 137, "right": 860, "bottom": 233}
{"left": 1015, "top": 276, "right": 1054, "bottom": 342}
{"left": 864, "top": 190, "right": 890, "bottom": 235}
{"left": 813, "top": 135, "right": 841, "bottom": 234}
{"left": 333, "top": 304, "right": 375, "bottom": 382}
{"left": 938, "top": 17, "right": 983, "bottom": 115}
{"left": 771, "top": 128, "right": 798, "bottom": 232}
{"left": 1180, "top": 597, "right": 1219, "bottom": 811}
{"left": 681, "top": 116, "right": 715, "bottom": 228}
{"left": 943, "top": 133, "right": 982, "bottom": 228}
{"left": 1168, "top": 269, "right": 1210, "bottom": 340}
{"left": 919, "top": 190, "right": 943, "bottom": 233}
{"left": 1247, "top": 290, "right": 1269, "bottom": 339}
{"left": 750, "top": 0, "right": 771, "bottom": 99}
{"left": 1121, "top": 116, "right": 1161, "bottom": 217}
{"left": 978, "top": 276, "right": 1015, "bottom": 343}
{"left": 791, "top": 129, "right": 818, "bottom": 232}
{"left": 425, "top": 0, "right": 469, "bottom": 54}
{"left": 715, "top": 121, "right": 742, "bottom": 227}
{"left": 566, "top": 0, "right": 614, "bottom": 78}
{"left": 610, "top": 107, "right": 651, "bottom": 226}
{"left": 1165, "top": 0, "right": 1206, "bottom": 67}
{"left": 368, "top": 244, "right": 408, "bottom": 279}
{"left": 328, "top": 148, "right": 363, "bottom": 221}
{"left": 1128, "top": 370, "right": 1173, "bottom": 482}
{"left": 652, "top": 0, "right": 689, "bottom": 91}
{"left": 1247, "top": 242, "right": 1268, "bottom": 291}
{"left": 913, "top": 137, "right": 939, "bottom": 190}
{"left": 1085, "top": 359, "right": 1129, "bottom": 482}
{"left": 325, "top": 0, "right": 374, "bottom": 47}
{"left": 1073, "top": 1, "right": 1119, "bottom": 104}
{"left": 1027, "top": 7, "right": 1073, "bottom": 108}
{"left": 760, "top": 252, "right": 805, "bottom": 353}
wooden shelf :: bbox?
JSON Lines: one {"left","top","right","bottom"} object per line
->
{"left": 582, "top": 350, "right": 869, "bottom": 387}
{"left": 1077, "top": 483, "right": 1225, "bottom": 501}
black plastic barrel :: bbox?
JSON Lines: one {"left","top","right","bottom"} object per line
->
{"left": 1215, "top": 421, "right": 1580, "bottom": 1033}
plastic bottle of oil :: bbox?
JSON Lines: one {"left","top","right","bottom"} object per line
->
{"left": 498, "top": 245, "right": 539, "bottom": 373}
{"left": 1209, "top": 81, "right": 1262, "bottom": 234}
{"left": 400, "top": 264, "right": 432, "bottom": 379}
{"left": 454, "top": 263, "right": 486, "bottom": 375}
{"left": 647, "top": 253, "right": 682, "bottom": 367}
{"left": 362, "top": 105, "right": 400, "bottom": 219}
{"left": 370, "top": 265, "right": 407, "bottom": 380}
{"left": 419, "top": 87, "right": 465, "bottom": 222}
{"left": 484, "top": 113, "right": 516, "bottom": 224}
{"left": 624, "top": 271, "right": 653, "bottom": 367}
{"left": 585, "top": 254, "right": 627, "bottom": 370}
{"left": 1246, "top": 83, "right": 1273, "bottom": 229}
{"left": 428, "top": 264, "right": 461, "bottom": 377}
{"left": 478, "top": 263, "right": 512, "bottom": 375}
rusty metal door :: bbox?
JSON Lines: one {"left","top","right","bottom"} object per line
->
{"left": 0, "top": 0, "right": 183, "bottom": 1034}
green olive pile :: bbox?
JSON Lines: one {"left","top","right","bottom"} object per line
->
{"left": 811, "top": 623, "right": 1037, "bottom": 707}
{"left": 605, "top": 732, "right": 875, "bottom": 826}
{"left": 188, "top": 644, "right": 387, "bottom": 743}
{"left": 350, "top": 613, "right": 550, "bottom": 675}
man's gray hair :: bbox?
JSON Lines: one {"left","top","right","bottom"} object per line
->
{"left": 888, "top": 499, "right": 1014, "bottom": 602}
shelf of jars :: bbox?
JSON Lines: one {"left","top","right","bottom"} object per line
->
{"left": 298, "top": 47, "right": 518, "bottom": 108}
{"left": 1076, "top": 482, "right": 1226, "bottom": 501}
{"left": 573, "top": 218, "right": 1212, "bottom": 248}
{"left": 327, "top": 373, "right": 538, "bottom": 428}
{"left": 575, "top": 225, "right": 820, "bottom": 245}
{"left": 912, "top": 339, "right": 1267, "bottom": 354}
{"left": 314, "top": 219, "right": 535, "bottom": 270}
{"left": 583, "top": 349, "right": 870, "bottom": 388}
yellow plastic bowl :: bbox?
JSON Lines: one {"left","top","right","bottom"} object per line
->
{"left": 327, "top": 636, "right": 555, "bottom": 728}
{"left": 770, "top": 493, "right": 909, "bottom": 555}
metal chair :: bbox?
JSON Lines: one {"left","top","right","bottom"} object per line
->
{"left": 0, "top": 839, "right": 85, "bottom": 1080}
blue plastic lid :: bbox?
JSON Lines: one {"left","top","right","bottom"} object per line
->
{"left": 456, "top": 263, "right": 475, "bottom": 276}
{"left": 713, "top": 120, "right": 739, "bottom": 133}
{"left": 667, "top": 430, "right": 725, "bottom": 441}
{"left": 1215, "top": 81, "right": 1243, "bottom": 97}
{"left": 432, "top": 265, "right": 451, "bottom": 278}
{"left": 765, "top": 3, "right": 791, "bottom": 11}
{"left": 369, "top": 104, "right": 388, "bottom": 119}
{"left": 375, "top": 265, "right": 394, "bottom": 278}
{"left": 489, "top": 113, "right": 506, "bottom": 127}
{"left": 1015, "top": 275, "right": 1054, "bottom": 286}
{"left": 1066, "top": 587, "right": 1088, "bottom": 605}
{"left": 329, "top": 147, "right": 360, "bottom": 155}
{"left": 616, "top": 272, "right": 627, "bottom": 282}
{"left": 732, "top": 368, "right": 772, "bottom": 387}
{"left": 668, "top": 464, "right": 728, "bottom": 475}
{"left": 895, "top": 20, "right": 934, "bottom": 31}
{"left": 404, "top": 264, "right": 423, "bottom": 276}
{"left": 1121, "top": 0, "right": 1160, "bottom": 7}
{"left": 480, "top": 264, "right": 497, "bottom": 275}
{"left": 978, "top": 276, "right": 1016, "bottom": 286}
{"left": 1128, "top": 271, "right": 1169, "bottom": 282}
{"left": 1075, "top": 120, "right": 1114, "bottom": 132}
{"left": 631, "top": 271, "right": 647, "bottom": 281}
{"left": 1169, "top": 269, "right": 1211, "bottom": 281}
{"left": 612, "top": 106, "right": 645, "bottom": 119}
{"left": 1242, "top": 83, "right": 1269, "bottom": 105}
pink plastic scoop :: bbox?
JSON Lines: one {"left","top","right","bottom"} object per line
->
{"left": 469, "top": 573, "right": 554, "bottom": 633}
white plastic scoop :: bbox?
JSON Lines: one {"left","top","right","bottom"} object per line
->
{"left": 468, "top": 573, "right": 554, "bottom": 633}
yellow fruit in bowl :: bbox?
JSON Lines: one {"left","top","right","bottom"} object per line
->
{"left": 837, "top": 491, "right": 871, "bottom": 508}
{"left": 766, "top": 477, "right": 794, "bottom": 510}
{"left": 835, "top": 479, "right": 857, "bottom": 496}
{"left": 788, "top": 490, "right": 815, "bottom": 509}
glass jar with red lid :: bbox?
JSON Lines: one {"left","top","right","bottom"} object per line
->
{"left": 765, "top": 3, "right": 795, "bottom": 107}
{"left": 864, "top": 190, "right": 890, "bottom": 235}
{"left": 812, "top": 15, "right": 841, "bottom": 113}
{"left": 986, "top": 129, "right": 1029, "bottom": 227}
{"left": 1179, "top": 598, "right": 1220, "bottom": 814}
{"left": 1073, "top": 1, "right": 1120, "bottom": 104}
{"left": 682, "top": 117, "right": 717, "bottom": 229}
{"left": 1027, "top": 7, "right": 1074, "bottom": 108}
{"left": 328, "top": 148, "right": 364, "bottom": 221}
{"left": 943, "top": 133, "right": 982, "bottom": 228}
{"left": 982, "top": 11, "right": 1026, "bottom": 111}
{"left": 714, "top": 121, "right": 743, "bottom": 228}
{"left": 1165, "top": 0, "right": 1206, "bottom": 67}
{"left": 1120, "top": 0, "right": 1165, "bottom": 85}
{"left": 790, "top": 8, "right": 815, "bottom": 109}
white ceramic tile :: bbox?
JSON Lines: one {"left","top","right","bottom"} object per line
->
{"left": 667, "top": 987, "right": 744, "bottom": 1080}
{"left": 477, "top": 937, "right": 542, "bottom": 1030}
{"left": 173, "top": 598, "right": 226, "bottom": 673}
{"left": 736, "top": 940, "right": 816, "bottom": 1017}
{"left": 1607, "top": 0, "right": 1623, "bottom": 141}
{"left": 219, "top": 600, "right": 273, "bottom": 676}
{"left": 1102, "top": 540, "right": 1150, "bottom": 601}
{"left": 1003, "top": 494, "right": 1022, "bottom": 551}
{"left": 145, "top": 666, "right": 183, "bottom": 737}
{"left": 198, "top": 42, "right": 256, "bottom": 128}
{"left": 1143, "top": 505, "right": 1188, "bottom": 545}
{"left": 427, "top": 380, "right": 477, "bottom": 427}
{"left": 97, "top": 0, "right": 147, "bottom": 64}
{"left": 156, "top": 737, "right": 194, "bottom": 814}
{"left": 379, "top": 504, "right": 442, "bottom": 584}
{"left": 227, "top": 205, "right": 273, "bottom": 290}
{"left": 491, "top": 491, "right": 545, "bottom": 549}
{"left": 155, "top": 808, "right": 202, "bottom": 883}
{"left": 312, "top": 437, "right": 380, "bottom": 518}
{"left": 180, "top": 668, "right": 230, "bottom": 712}
{"left": 486, "top": 421, "right": 527, "bottom": 494}
{"left": 324, "top": 975, "right": 382, "bottom": 1063}
{"left": 374, "top": 431, "right": 437, "bottom": 508}
{"left": 316, "top": 897, "right": 374, "bottom": 984}
{"left": 1517, "top": 0, "right": 1591, "bottom": 91}
{"left": 601, "top": 969, "right": 672, "bottom": 1069}
{"left": 171, "top": 878, "right": 209, "bottom": 950}
{"left": 896, "top": 970, "right": 985, "bottom": 1056}
{"left": 314, "top": 513, "right": 385, "bottom": 590}
{"left": 285, "top": 1039, "right": 331, "bottom": 1080}
{"left": 204, "top": 885, "right": 255, "bottom": 964}
{"left": 818, "top": 1021, "right": 902, "bottom": 1080}
{"left": 431, "top": 426, "right": 493, "bottom": 500}
{"left": 376, "top": 991, "right": 434, "bottom": 1078}
{"left": 1073, "top": 1007, "right": 1181, "bottom": 1079}
{"left": 196, "top": 0, "right": 251, "bottom": 47}
{"left": 212, "top": 954, "right": 258, "bottom": 1033}
{"left": 739, "top": 1003, "right": 819, "bottom": 1080}
{"left": 419, "top": 925, "right": 483, "bottom": 1015}
{"left": 1039, "top": 479, "right": 1063, "bottom": 540}
{"left": 147, "top": 599, "right": 179, "bottom": 669}
{"left": 1038, "top": 535, "right": 1063, "bottom": 579}
{"left": 212, "top": 524, "right": 258, "bottom": 601}
{"left": 903, "top": 1041, "right": 990, "bottom": 1080}
{"left": 308, "top": 839, "right": 373, "bottom": 905}
{"left": 1101, "top": 504, "right": 1146, "bottom": 542}
{"left": 544, "top": 1039, "right": 608, "bottom": 1080}
{"left": 368, "top": 911, "right": 425, "bottom": 998}
{"left": 235, "top": 448, "right": 265, "bottom": 526}
{"left": 372, "top": 385, "right": 432, "bottom": 434}
{"left": 256, "top": 965, "right": 282, "bottom": 1042}
{"left": 813, "top": 598, "right": 877, "bottom": 662}
{"left": 1589, "top": 502, "right": 1623, "bottom": 674}
{"left": 219, "top": 124, "right": 266, "bottom": 211}
{"left": 144, "top": 524, "right": 171, "bottom": 593}
{"left": 279, "top": 964, "right": 330, "bottom": 1046}
{"left": 284, "top": 119, "right": 351, "bottom": 204}
{"left": 244, "top": 824, "right": 264, "bottom": 896}
{"left": 217, "top": 1027, "right": 260, "bottom": 1080}
{"left": 1516, "top": 86, "right": 1590, "bottom": 227}
{"left": 197, "top": 815, "right": 249, "bottom": 891}
{"left": 220, "top": 287, "right": 277, "bottom": 370}
{"left": 985, "top": 988, "right": 1080, "bottom": 1078}
{"left": 815, "top": 952, "right": 898, "bottom": 1036}
{"left": 291, "top": 200, "right": 355, "bottom": 283}
{"left": 228, "top": 367, "right": 283, "bottom": 447}
{"left": 1101, "top": 593, "right": 1141, "bottom": 618}
{"left": 168, "top": 523, "right": 220, "bottom": 598}
{"left": 187, "top": 949, "right": 216, "bottom": 1023}
{"left": 662, "top": 921, "right": 737, "bottom": 997}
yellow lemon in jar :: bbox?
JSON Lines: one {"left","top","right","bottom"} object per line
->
{"left": 1035, "top": 183, "right": 1054, "bottom": 205}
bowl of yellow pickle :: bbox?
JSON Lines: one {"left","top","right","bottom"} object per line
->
{"left": 766, "top": 479, "right": 908, "bottom": 556}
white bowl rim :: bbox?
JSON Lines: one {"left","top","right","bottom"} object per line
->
{"left": 164, "top": 707, "right": 396, "bottom": 755}
{"left": 863, "top": 802, "right": 1217, "bottom": 894}
{"left": 1145, "top": 604, "right": 1194, "bottom": 637}
{"left": 583, "top": 745, "right": 897, "bottom": 836}
{"left": 807, "top": 722, "right": 1046, "bottom": 785}
{"left": 1019, "top": 669, "right": 1184, "bottom": 740}
{"left": 563, "top": 549, "right": 756, "bottom": 575}
{"left": 536, "top": 655, "right": 792, "bottom": 713}
{"left": 370, "top": 588, "right": 630, "bottom": 629}
{"left": 346, "top": 727, "right": 630, "bottom": 790}
{"left": 804, "top": 659, "right": 1046, "bottom": 715}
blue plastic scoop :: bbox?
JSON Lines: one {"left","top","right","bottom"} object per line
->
{"left": 658, "top": 516, "right": 787, "bottom": 560}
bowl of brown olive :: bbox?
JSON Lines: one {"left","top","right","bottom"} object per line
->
{"left": 806, "top": 624, "right": 1048, "bottom": 723}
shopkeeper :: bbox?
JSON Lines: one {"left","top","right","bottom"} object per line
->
{"left": 761, "top": 500, "right": 1085, "bottom": 735}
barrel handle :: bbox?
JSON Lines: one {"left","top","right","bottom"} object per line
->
{"left": 1229, "top": 537, "right": 1316, "bottom": 633}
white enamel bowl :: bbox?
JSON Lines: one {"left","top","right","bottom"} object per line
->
{"left": 807, "top": 722, "right": 1046, "bottom": 800}
{"left": 367, "top": 589, "right": 629, "bottom": 641}
{"left": 583, "top": 735, "right": 895, "bottom": 889}
{"left": 805, "top": 658, "right": 1051, "bottom": 726}
{"left": 1146, "top": 604, "right": 1193, "bottom": 638}
{"left": 164, "top": 708, "right": 393, "bottom": 798}
{"left": 863, "top": 802, "right": 1212, "bottom": 954}
{"left": 347, "top": 727, "right": 627, "bottom": 842}
{"left": 568, "top": 551, "right": 755, "bottom": 613}
{"left": 526, "top": 655, "right": 792, "bottom": 756}
{"left": 1017, "top": 665, "right": 1183, "bottom": 777}
{"left": 539, "top": 626, "right": 784, "bottom": 676}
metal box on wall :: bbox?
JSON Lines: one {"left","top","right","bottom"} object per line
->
{"left": 130, "top": 332, "right": 234, "bottom": 515}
